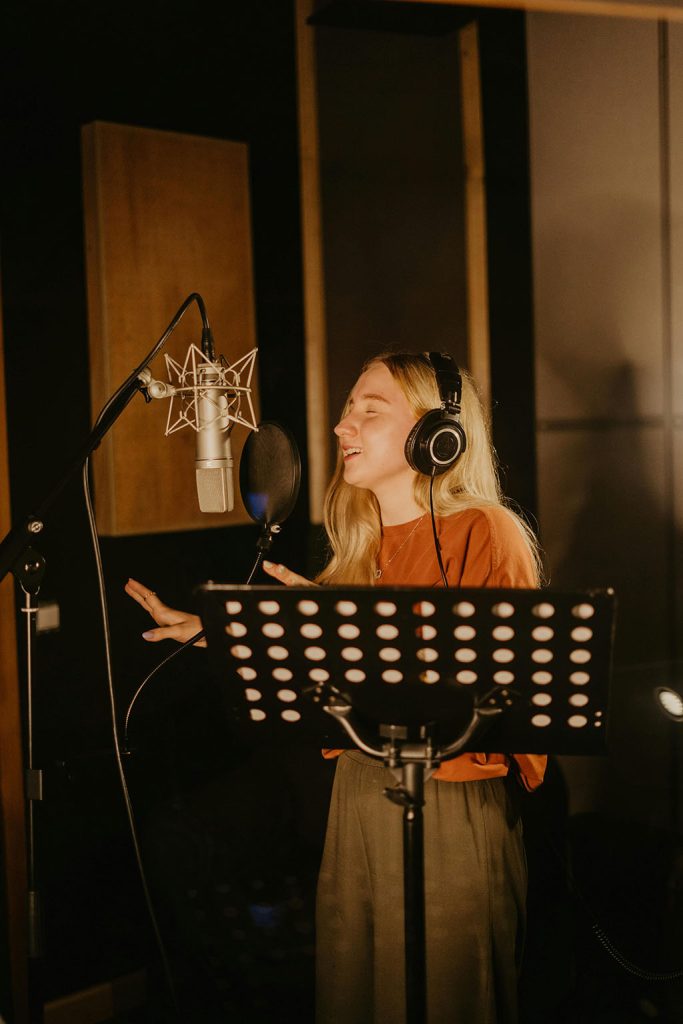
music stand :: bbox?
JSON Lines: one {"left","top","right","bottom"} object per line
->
{"left": 198, "top": 583, "right": 615, "bottom": 1024}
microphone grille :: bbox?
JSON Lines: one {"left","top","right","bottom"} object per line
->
{"left": 196, "top": 467, "right": 234, "bottom": 513}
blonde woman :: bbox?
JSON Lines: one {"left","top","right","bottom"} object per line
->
{"left": 126, "top": 351, "right": 546, "bottom": 1024}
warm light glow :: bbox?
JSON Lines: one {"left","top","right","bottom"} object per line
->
{"left": 655, "top": 687, "right": 683, "bottom": 722}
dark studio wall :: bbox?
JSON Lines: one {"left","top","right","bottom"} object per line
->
{"left": 0, "top": 0, "right": 317, "bottom": 1015}
{"left": 315, "top": 20, "right": 469, "bottom": 441}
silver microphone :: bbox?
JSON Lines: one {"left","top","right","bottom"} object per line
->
{"left": 138, "top": 343, "right": 258, "bottom": 514}
{"left": 195, "top": 363, "right": 234, "bottom": 513}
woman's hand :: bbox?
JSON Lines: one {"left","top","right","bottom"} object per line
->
{"left": 262, "top": 560, "right": 317, "bottom": 587}
{"left": 124, "top": 578, "right": 206, "bottom": 646}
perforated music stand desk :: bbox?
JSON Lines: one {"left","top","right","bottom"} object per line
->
{"left": 198, "top": 583, "right": 615, "bottom": 1024}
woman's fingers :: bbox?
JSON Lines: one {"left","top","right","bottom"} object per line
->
{"left": 125, "top": 578, "right": 187, "bottom": 626}
{"left": 125, "top": 578, "right": 164, "bottom": 615}
{"left": 262, "top": 561, "right": 317, "bottom": 587}
{"left": 141, "top": 620, "right": 206, "bottom": 647}
{"left": 126, "top": 561, "right": 317, "bottom": 646}
{"left": 124, "top": 578, "right": 152, "bottom": 605}
{"left": 125, "top": 578, "right": 204, "bottom": 644}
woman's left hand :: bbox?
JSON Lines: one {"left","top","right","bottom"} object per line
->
{"left": 124, "top": 577, "right": 206, "bottom": 645}
{"left": 262, "top": 560, "right": 318, "bottom": 587}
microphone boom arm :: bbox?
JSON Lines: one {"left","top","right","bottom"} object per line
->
{"left": 0, "top": 379, "right": 144, "bottom": 584}
{"left": 0, "top": 292, "right": 210, "bottom": 584}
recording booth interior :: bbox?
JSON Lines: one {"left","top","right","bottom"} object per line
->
{"left": 2, "top": 1, "right": 683, "bottom": 1023}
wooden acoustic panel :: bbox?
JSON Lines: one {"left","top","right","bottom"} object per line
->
{"left": 82, "top": 121, "right": 258, "bottom": 535}
{"left": 459, "top": 21, "right": 491, "bottom": 417}
{"left": 296, "top": 0, "right": 331, "bottom": 524}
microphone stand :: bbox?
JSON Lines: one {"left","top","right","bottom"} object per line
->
{"left": 0, "top": 292, "right": 218, "bottom": 1023}
{"left": 0, "top": 381, "right": 144, "bottom": 584}
{"left": 0, "top": 376, "right": 147, "bottom": 1023}
{"left": 1, "top": 291, "right": 211, "bottom": 587}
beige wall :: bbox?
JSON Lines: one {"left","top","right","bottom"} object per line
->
{"left": 528, "top": 15, "right": 683, "bottom": 827}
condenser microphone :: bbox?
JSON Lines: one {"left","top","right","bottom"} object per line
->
{"left": 138, "top": 336, "right": 258, "bottom": 514}
{"left": 195, "top": 362, "right": 234, "bottom": 513}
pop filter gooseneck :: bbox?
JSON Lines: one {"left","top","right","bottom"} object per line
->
{"left": 239, "top": 420, "right": 302, "bottom": 553}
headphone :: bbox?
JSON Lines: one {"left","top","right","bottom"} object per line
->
{"left": 404, "top": 351, "right": 467, "bottom": 476}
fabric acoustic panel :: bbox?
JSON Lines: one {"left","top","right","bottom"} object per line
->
{"left": 82, "top": 121, "right": 258, "bottom": 535}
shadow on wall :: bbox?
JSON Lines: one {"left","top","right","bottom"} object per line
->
{"left": 538, "top": 358, "right": 681, "bottom": 830}
{"left": 528, "top": 359, "right": 683, "bottom": 1021}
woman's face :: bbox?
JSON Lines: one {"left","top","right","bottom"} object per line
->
{"left": 334, "top": 362, "right": 418, "bottom": 499}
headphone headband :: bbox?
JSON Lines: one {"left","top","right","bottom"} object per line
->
{"left": 427, "top": 352, "right": 462, "bottom": 413}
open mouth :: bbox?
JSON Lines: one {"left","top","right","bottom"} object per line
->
{"left": 343, "top": 447, "right": 362, "bottom": 460}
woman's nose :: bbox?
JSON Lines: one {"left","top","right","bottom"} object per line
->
{"left": 334, "top": 415, "right": 355, "bottom": 437}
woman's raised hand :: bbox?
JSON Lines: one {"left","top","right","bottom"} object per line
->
{"left": 261, "top": 560, "right": 317, "bottom": 587}
{"left": 124, "top": 578, "right": 206, "bottom": 646}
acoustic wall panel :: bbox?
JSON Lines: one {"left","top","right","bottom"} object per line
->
{"left": 528, "top": 16, "right": 663, "bottom": 423}
{"left": 82, "top": 122, "right": 258, "bottom": 536}
{"left": 671, "top": 26, "right": 683, "bottom": 420}
{"left": 527, "top": 16, "right": 678, "bottom": 829}
{"left": 671, "top": 28, "right": 683, "bottom": 673}
{"left": 314, "top": 25, "right": 468, "bottom": 453}
{"left": 671, "top": 25, "right": 683, "bottom": 405}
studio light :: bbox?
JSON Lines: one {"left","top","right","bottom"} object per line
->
{"left": 654, "top": 686, "right": 683, "bottom": 722}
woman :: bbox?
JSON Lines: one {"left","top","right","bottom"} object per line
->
{"left": 126, "top": 351, "right": 546, "bottom": 1024}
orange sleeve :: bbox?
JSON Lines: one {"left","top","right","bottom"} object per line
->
{"left": 447, "top": 506, "right": 537, "bottom": 590}
{"left": 512, "top": 754, "right": 547, "bottom": 792}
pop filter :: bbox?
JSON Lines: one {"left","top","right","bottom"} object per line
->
{"left": 239, "top": 421, "right": 301, "bottom": 526}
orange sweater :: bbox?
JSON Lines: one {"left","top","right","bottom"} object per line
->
{"left": 323, "top": 506, "right": 547, "bottom": 792}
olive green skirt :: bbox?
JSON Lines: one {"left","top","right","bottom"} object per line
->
{"left": 316, "top": 751, "right": 527, "bottom": 1024}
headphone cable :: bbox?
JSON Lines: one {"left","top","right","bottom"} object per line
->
{"left": 429, "top": 469, "right": 449, "bottom": 588}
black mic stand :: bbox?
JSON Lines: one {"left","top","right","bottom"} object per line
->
{"left": 18, "top": 551, "right": 46, "bottom": 985}
{"left": 0, "top": 381, "right": 144, "bottom": 584}
{"left": 0, "top": 376, "right": 147, "bottom": 1023}
{"left": 0, "top": 292, "right": 213, "bottom": 586}
{"left": 0, "top": 292, "right": 211, "bottom": 1022}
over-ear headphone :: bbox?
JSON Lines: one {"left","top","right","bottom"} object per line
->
{"left": 404, "top": 351, "right": 467, "bottom": 476}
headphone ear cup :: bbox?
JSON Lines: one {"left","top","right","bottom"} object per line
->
{"left": 405, "top": 410, "right": 467, "bottom": 476}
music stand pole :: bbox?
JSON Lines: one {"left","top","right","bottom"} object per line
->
{"left": 394, "top": 761, "right": 426, "bottom": 1021}
{"left": 324, "top": 705, "right": 495, "bottom": 1024}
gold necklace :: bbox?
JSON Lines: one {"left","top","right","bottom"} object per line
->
{"left": 375, "top": 515, "right": 426, "bottom": 580}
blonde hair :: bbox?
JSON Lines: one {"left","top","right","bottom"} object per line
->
{"left": 316, "top": 351, "right": 542, "bottom": 585}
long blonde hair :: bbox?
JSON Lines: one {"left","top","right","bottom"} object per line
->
{"left": 316, "top": 352, "right": 541, "bottom": 585}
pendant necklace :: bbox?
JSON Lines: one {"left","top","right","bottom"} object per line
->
{"left": 375, "top": 514, "right": 426, "bottom": 580}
